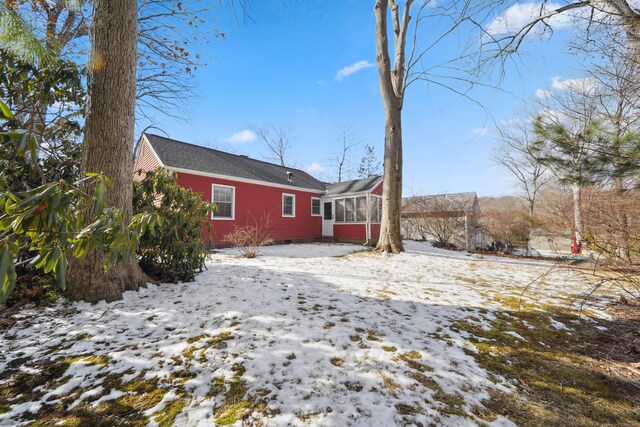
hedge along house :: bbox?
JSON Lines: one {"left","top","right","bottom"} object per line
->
{"left": 134, "top": 133, "right": 384, "bottom": 247}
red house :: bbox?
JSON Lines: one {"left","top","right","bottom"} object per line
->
{"left": 134, "top": 133, "right": 383, "bottom": 247}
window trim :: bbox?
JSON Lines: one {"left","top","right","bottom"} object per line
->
{"left": 282, "top": 193, "right": 296, "bottom": 218}
{"left": 370, "top": 195, "right": 382, "bottom": 224}
{"left": 334, "top": 195, "right": 373, "bottom": 224}
{"left": 311, "top": 197, "right": 321, "bottom": 216}
{"left": 211, "top": 184, "right": 235, "bottom": 220}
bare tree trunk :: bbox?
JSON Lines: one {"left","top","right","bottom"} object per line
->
{"left": 373, "top": 0, "right": 411, "bottom": 253}
{"left": 377, "top": 106, "right": 404, "bottom": 253}
{"left": 66, "top": 0, "right": 148, "bottom": 303}
{"left": 571, "top": 183, "right": 584, "bottom": 243}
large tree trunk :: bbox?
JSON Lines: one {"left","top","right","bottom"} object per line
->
{"left": 66, "top": 0, "right": 147, "bottom": 303}
{"left": 377, "top": 105, "right": 404, "bottom": 253}
{"left": 373, "top": 0, "right": 410, "bottom": 253}
{"left": 571, "top": 183, "right": 584, "bottom": 243}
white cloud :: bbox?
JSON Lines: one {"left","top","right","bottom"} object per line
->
{"left": 486, "top": 2, "right": 575, "bottom": 36}
{"left": 335, "top": 60, "right": 375, "bottom": 81}
{"left": 305, "top": 162, "right": 325, "bottom": 174}
{"left": 535, "top": 88, "right": 552, "bottom": 98}
{"left": 551, "top": 76, "right": 598, "bottom": 92}
{"left": 472, "top": 127, "right": 488, "bottom": 136}
{"left": 224, "top": 129, "right": 256, "bottom": 144}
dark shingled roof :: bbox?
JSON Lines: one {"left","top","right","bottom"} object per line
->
{"left": 144, "top": 133, "right": 327, "bottom": 191}
{"left": 325, "top": 176, "right": 383, "bottom": 196}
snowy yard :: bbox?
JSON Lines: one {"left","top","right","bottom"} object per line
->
{"left": 1, "top": 242, "right": 637, "bottom": 426}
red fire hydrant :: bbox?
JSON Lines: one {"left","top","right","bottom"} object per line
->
{"left": 571, "top": 236, "right": 580, "bottom": 254}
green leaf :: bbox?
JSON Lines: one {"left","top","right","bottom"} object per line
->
{"left": 0, "top": 100, "right": 13, "bottom": 119}
{"left": 0, "top": 247, "right": 10, "bottom": 291}
{"left": 92, "top": 178, "right": 106, "bottom": 215}
{"left": 0, "top": 246, "right": 16, "bottom": 304}
{"left": 55, "top": 253, "right": 67, "bottom": 291}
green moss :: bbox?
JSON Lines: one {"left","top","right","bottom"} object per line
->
{"left": 206, "top": 376, "right": 226, "bottom": 399}
{"left": 67, "top": 354, "right": 111, "bottom": 367}
{"left": 154, "top": 398, "right": 188, "bottom": 427}
{"left": 401, "top": 351, "right": 422, "bottom": 360}
{"left": 214, "top": 378, "right": 250, "bottom": 425}
{"left": 206, "top": 332, "right": 234, "bottom": 347}
{"left": 366, "top": 331, "right": 382, "bottom": 342}
{"left": 231, "top": 363, "right": 246, "bottom": 376}
{"left": 297, "top": 411, "right": 320, "bottom": 421}
{"left": 186, "top": 334, "right": 206, "bottom": 344}
{"left": 169, "top": 369, "right": 197, "bottom": 385}
{"left": 181, "top": 345, "right": 197, "bottom": 359}
{"left": 215, "top": 401, "right": 251, "bottom": 425}
{"left": 455, "top": 307, "right": 640, "bottom": 427}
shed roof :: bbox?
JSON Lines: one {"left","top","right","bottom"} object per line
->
{"left": 324, "top": 176, "right": 382, "bottom": 196}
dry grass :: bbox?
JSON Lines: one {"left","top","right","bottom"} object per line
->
{"left": 453, "top": 303, "right": 640, "bottom": 427}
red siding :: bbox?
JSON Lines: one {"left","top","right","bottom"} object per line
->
{"left": 370, "top": 224, "right": 381, "bottom": 241}
{"left": 133, "top": 138, "right": 162, "bottom": 181}
{"left": 176, "top": 171, "right": 324, "bottom": 246}
{"left": 333, "top": 223, "right": 367, "bottom": 240}
{"left": 371, "top": 180, "right": 383, "bottom": 196}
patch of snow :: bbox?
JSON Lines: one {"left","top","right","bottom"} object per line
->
{"left": 504, "top": 331, "right": 527, "bottom": 341}
{"left": 0, "top": 241, "right": 617, "bottom": 426}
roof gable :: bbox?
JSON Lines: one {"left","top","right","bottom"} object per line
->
{"left": 144, "top": 133, "right": 326, "bottom": 191}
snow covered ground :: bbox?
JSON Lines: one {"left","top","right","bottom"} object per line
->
{"left": 0, "top": 241, "right": 614, "bottom": 426}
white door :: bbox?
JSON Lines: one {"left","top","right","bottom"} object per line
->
{"left": 322, "top": 201, "right": 334, "bottom": 237}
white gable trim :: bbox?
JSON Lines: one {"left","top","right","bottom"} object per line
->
{"left": 165, "top": 166, "right": 325, "bottom": 194}
{"left": 134, "top": 134, "right": 165, "bottom": 170}
{"left": 144, "top": 135, "right": 165, "bottom": 167}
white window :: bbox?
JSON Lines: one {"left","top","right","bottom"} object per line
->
{"left": 311, "top": 198, "right": 321, "bottom": 216}
{"left": 212, "top": 184, "right": 235, "bottom": 219}
{"left": 334, "top": 196, "right": 371, "bottom": 223}
{"left": 370, "top": 196, "right": 382, "bottom": 223}
{"left": 356, "top": 196, "right": 367, "bottom": 222}
{"left": 282, "top": 193, "right": 295, "bottom": 217}
{"left": 345, "top": 198, "right": 355, "bottom": 222}
{"left": 335, "top": 199, "right": 345, "bottom": 222}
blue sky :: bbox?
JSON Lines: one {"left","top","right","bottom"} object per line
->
{"left": 145, "top": 1, "right": 587, "bottom": 197}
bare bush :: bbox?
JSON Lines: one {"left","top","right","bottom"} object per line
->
{"left": 224, "top": 216, "right": 274, "bottom": 258}
{"left": 402, "top": 195, "right": 470, "bottom": 249}
{"left": 479, "top": 196, "right": 535, "bottom": 251}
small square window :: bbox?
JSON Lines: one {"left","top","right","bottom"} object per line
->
{"left": 283, "top": 194, "right": 295, "bottom": 217}
{"left": 311, "top": 198, "right": 321, "bottom": 216}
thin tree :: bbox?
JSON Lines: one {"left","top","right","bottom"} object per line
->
{"left": 251, "top": 124, "right": 291, "bottom": 166}
{"left": 494, "top": 121, "right": 551, "bottom": 220}
{"left": 373, "top": 0, "right": 491, "bottom": 253}
{"left": 66, "top": 0, "right": 147, "bottom": 302}
{"left": 532, "top": 115, "right": 601, "bottom": 243}
{"left": 358, "top": 144, "right": 381, "bottom": 178}
{"left": 332, "top": 126, "right": 359, "bottom": 182}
